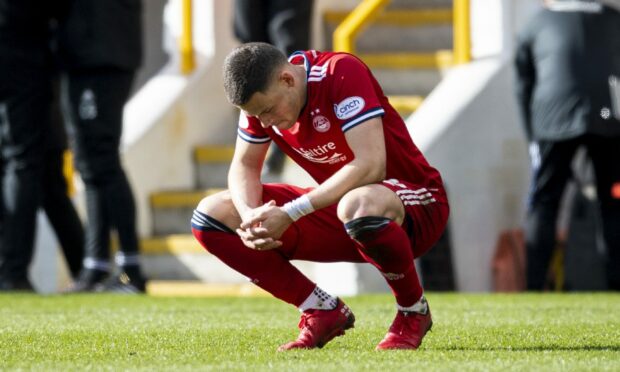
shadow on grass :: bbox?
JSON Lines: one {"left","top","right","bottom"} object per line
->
{"left": 433, "top": 345, "right": 620, "bottom": 352}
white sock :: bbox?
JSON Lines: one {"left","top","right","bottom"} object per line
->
{"left": 298, "top": 286, "right": 338, "bottom": 312}
{"left": 397, "top": 295, "right": 429, "bottom": 314}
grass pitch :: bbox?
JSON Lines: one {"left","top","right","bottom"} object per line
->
{"left": 0, "top": 293, "right": 618, "bottom": 371}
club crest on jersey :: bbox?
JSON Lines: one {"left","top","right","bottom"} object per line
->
{"left": 312, "top": 112, "right": 331, "bottom": 132}
{"left": 334, "top": 96, "right": 365, "bottom": 120}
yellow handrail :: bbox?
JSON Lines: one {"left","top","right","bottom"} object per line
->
{"left": 453, "top": 0, "right": 471, "bottom": 64}
{"left": 180, "top": 0, "right": 195, "bottom": 74}
{"left": 333, "top": 0, "right": 390, "bottom": 53}
{"left": 63, "top": 150, "right": 75, "bottom": 197}
{"left": 333, "top": 0, "right": 471, "bottom": 65}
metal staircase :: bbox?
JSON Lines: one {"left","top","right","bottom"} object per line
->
{"left": 329, "top": 0, "right": 469, "bottom": 117}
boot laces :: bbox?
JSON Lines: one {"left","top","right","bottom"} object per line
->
{"left": 298, "top": 311, "right": 318, "bottom": 331}
{"left": 391, "top": 311, "right": 421, "bottom": 335}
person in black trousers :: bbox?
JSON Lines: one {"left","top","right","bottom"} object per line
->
{"left": 58, "top": 0, "right": 146, "bottom": 293}
{"left": 0, "top": 75, "right": 85, "bottom": 286}
{"left": 233, "top": 0, "right": 314, "bottom": 179}
{"left": 515, "top": 0, "right": 620, "bottom": 290}
{"left": 0, "top": 0, "right": 71, "bottom": 291}
{"left": 42, "top": 74, "right": 85, "bottom": 279}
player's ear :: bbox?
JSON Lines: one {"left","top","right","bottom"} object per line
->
{"left": 279, "top": 69, "right": 296, "bottom": 88}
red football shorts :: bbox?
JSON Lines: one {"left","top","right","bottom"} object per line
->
{"left": 261, "top": 179, "right": 449, "bottom": 262}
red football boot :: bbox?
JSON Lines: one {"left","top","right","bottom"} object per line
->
{"left": 376, "top": 307, "right": 433, "bottom": 350}
{"left": 278, "top": 299, "right": 355, "bottom": 351}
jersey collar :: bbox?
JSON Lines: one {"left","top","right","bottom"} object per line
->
{"left": 288, "top": 50, "right": 312, "bottom": 118}
{"left": 288, "top": 51, "right": 311, "bottom": 80}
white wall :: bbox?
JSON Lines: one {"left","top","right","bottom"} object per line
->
{"left": 409, "top": 60, "right": 530, "bottom": 291}
{"left": 122, "top": 0, "right": 239, "bottom": 237}
{"left": 405, "top": 0, "right": 542, "bottom": 290}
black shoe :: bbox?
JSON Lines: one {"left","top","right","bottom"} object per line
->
{"left": 0, "top": 278, "right": 35, "bottom": 292}
{"left": 63, "top": 269, "right": 108, "bottom": 293}
{"left": 95, "top": 272, "right": 146, "bottom": 294}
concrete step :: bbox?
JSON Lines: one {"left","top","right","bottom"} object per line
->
{"left": 361, "top": 50, "right": 454, "bottom": 70}
{"left": 140, "top": 234, "right": 246, "bottom": 281}
{"left": 194, "top": 145, "right": 234, "bottom": 189}
{"left": 145, "top": 261, "right": 390, "bottom": 297}
{"left": 324, "top": 8, "right": 453, "bottom": 53}
{"left": 141, "top": 235, "right": 325, "bottom": 284}
{"left": 142, "top": 250, "right": 247, "bottom": 282}
{"left": 140, "top": 234, "right": 387, "bottom": 297}
{"left": 325, "top": 20, "right": 452, "bottom": 54}
{"left": 388, "top": 95, "right": 425, "bottom": 116}
{"left": 150, "top": 189, "right": 223, "bottom": 235}
{"left": 356, "top": 24, "right": 452, "bottom": 54}
{"left": 141, "top": 234, "right": 204, "bottom": 254}
{"left": 324, "top": 8, "right": 452, "bottom": 28}
{"left": 147, "top": 281, "right": 268, "bottom": 297}
{"left": 153, "top": 151, "right": 316, "bottom": 235}
{"left": 376, "top": 68, "right": 443, "bottom": 96}
{"left": 140, "top": 233, "right": 389, "bottom": 296}
{"left": 388, "top": 0, "right": 453, "bottom": 9}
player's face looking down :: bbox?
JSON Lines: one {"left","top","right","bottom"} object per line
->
{"left": 240, "top": 66, "right": 306, "bottom": 131}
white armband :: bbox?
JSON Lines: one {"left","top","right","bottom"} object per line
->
{"left": 282, "top": 194, "right": 315, "bottom": 221}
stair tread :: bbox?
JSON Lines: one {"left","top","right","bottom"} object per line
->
{"left": 194, "top": 146, "right": 235, "bottom": 163}
{"left": 360, "top": 50, "right": 454, "bottom": 69}
{"left": 150, "top": 189, "right": 224, "bottom": 208}
{"left": 324, "top": 8, "right": 452, "bottom": 27}
{"left": 147, "top": 280, "right": 268, "bottom": 297}
{"left": 388, "top": 95, "right": 425, "bottom": 113}
{"left": 142, "top": 235, "right": 206, "bottom": 255}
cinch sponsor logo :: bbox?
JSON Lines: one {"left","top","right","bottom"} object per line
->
{"left": 334, "top": 96, "right": 365, "bottom": 120}
{"left": 291, "top": 142, "right": 347, "bottom": 164}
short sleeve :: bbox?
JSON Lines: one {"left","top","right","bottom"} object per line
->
{"left": 330, "top": 55, "right": 385, "bottom": 132}
{"left": 237, "top": 111, "right": 271, "bottom": 144}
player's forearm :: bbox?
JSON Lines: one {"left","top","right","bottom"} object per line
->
{"left": 228, "top": 162, "right": 264, "bottom": 217}
{"left": 306, "top": 159, "right": 385, "bottom": 211}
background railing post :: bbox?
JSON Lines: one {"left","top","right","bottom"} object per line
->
{"left": 333, "top": 0, "right": 389, "bottom": 53}
{"left": 453, "top": 0, "right": 471, "bottom": 64}
{"left": 63, "top": 150, "right": 75, "bottom": 197}
{"left": 180, "top": 0, "right": 195, "bottom": 74}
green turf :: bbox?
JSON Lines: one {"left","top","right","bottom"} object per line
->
{"left": 0, "top": 293, "right": 618, "bottom": 371}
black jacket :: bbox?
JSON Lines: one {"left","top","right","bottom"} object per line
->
{"left": 57, "top": 0, "right": 142, "bottom": 71}
{"left": 0, "top": 0, "right": 70, "bottom": 66}
{"left": 514, "top": 2, "right": 620, "bottom": 141}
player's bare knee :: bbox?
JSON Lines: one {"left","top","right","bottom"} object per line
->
{"left": 337, "top": 185, "right": 404, "bottom": 224}
{"left": 195, "top": 190, "right": 239, "bottom": 229}
{"left": 337, "top": 187, "right": 382, "bottom": 222}
{"left": 196, "top": 190, "right": 229, "bottom": 215}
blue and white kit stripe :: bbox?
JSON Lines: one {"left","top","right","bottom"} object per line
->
{"left": 191, "top": 210, "right": 234, "bottom": 233}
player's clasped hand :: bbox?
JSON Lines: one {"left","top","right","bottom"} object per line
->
{"left": 236, "top": 200, "right": 293, "bottom": 250}
{"left": 236, "top": 226, "right": 281, "bottom": 250}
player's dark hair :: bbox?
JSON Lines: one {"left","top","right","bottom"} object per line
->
{"left": 223, "top": 42, "right": 288, "bottom": 106}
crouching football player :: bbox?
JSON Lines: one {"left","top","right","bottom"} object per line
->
{"left": 191, "top": 43, "right": 449, "bottom": 351}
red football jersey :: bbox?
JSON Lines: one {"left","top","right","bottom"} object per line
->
{"left": 238, "top": 50, "right": 444, "bottom": 191}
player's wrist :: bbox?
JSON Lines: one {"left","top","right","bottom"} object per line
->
{"left": 282, "top": 194, "right": 315, "bottom": 222}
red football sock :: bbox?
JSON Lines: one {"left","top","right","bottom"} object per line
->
{"left": 347, "top": 219, "right": 423, "bottom": 307}
{"left": 191, "top": 212, "right": 315, "bottom": 306}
